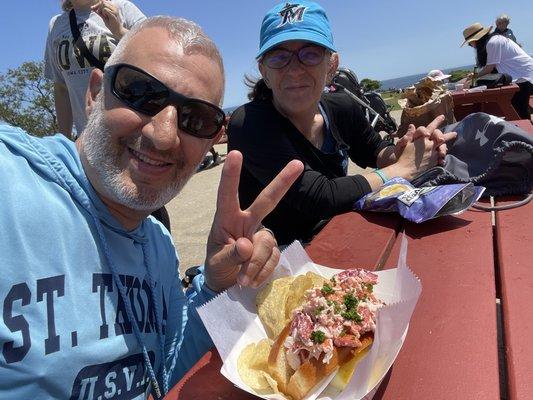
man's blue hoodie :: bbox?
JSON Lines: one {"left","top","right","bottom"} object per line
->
{"left": 0, "top": 124, "right": 215, "bottom": 398}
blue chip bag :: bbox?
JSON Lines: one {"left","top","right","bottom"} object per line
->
{"left": 354, "top": 177, "right": 485, "bottom": 223}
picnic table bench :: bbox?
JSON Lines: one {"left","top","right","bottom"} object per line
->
{"left": 451, "top": 84, "right": 521, "bottom": 121}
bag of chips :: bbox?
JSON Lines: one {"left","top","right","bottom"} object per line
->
{"left": 354, "top": 177, "right": 485, "bottom": 223}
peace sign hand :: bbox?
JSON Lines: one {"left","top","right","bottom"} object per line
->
{"left": 204, "top": 151, "right": 304, "bottom": 292}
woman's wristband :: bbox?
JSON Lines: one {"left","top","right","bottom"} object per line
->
{"left": 373, "top": 168, "right": 389, "bottom": 184}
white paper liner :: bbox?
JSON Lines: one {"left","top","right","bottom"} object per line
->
{"left": 198, "top": 234, "right": 421, "bottom": 399}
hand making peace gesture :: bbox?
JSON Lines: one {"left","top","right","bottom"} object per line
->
{"left": 204, "top": 151, "right": 304, "bottom": 292}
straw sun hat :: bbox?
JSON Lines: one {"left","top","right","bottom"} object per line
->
{"left": 461, "top": 22, "right": 492, "bottom": 47}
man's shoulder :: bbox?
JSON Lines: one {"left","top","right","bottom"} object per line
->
{"left": 115, "top": 0, "right": 146, "bottom": 20}
{"left": 114, "top": 0, "right": 134, "bottom": 8}
{"left": 488, "top": 34, "right": 507, "bottom": 46}
{"left": 48, "top": 13, "right": 64, "bottom": 31}
{"left": 145, "top": 217, "right": 176, "bottom": 253}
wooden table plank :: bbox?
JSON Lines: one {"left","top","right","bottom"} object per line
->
{"left": 495, "top": 200, "right": 533, "bottom": 400}
{"left": 510, "top": 119, "right": 533, "bottom": 134}
{"left": 451, "top": 84, "right": 520, "bottom": 121}
{"left": 375, "top": 210, "right": 501, "bottom": 400}
{"left": 306, "top": 211, "right": 401, "bottom": 270}
{"left": 165, "top": 350, "right": 256, "bottom": 399}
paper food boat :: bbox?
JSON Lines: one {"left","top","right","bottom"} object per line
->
{"left": 198, "top": 235, "right": 421, "bottom": 399}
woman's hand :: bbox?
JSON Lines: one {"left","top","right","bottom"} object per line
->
{"left": 394, "top": 115, "right": 456, "bottom": 166}
{"left": 91, "top": 0, "right": 126, "bottom": 39}
{"left": 204, "top": 151, "right": 303, "bottom": 292}
{"left": 393, "top": 130, "right": 439, "bottom": 180}
{"left": 385, "top": 116, "right": 457, "bottom": 181}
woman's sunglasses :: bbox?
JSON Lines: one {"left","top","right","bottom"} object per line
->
{"left": 105, "top": 63, "right": 225, "bottom": 139}
{"left": 262, "top": 45, "right": 326, "bottom": 69}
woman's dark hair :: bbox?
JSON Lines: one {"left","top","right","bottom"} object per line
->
{"left": 474, "top": 32, "right": 492, "bottom": 67}
{"left": 245, "top": 75, "right": 273, "bottom": 101}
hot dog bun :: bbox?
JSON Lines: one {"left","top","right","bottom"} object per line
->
{"left": 269, "top": 324, "right": 373, "bottom": 400}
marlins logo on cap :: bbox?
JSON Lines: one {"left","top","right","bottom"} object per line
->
{"left": 278, "top": 3, "right": 307, "bottom": 26}
{"left": 257, "top": 1, "right": 336, "bottom": 58}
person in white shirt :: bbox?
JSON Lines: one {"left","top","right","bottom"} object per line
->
{"left": 44, "top": 0, "right": 146, "bottom": 139}
{"left": 461, "top": 22, "right": 533, "bottom": 119}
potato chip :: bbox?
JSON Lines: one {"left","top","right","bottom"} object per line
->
{"left": 237, "top": 339, "right": 271, "bottom": 391}
{"left": 257, "top": 276, "right": 294, "bottom": 339}
{"left": 285, "top": 272, "right": 327, "bottom": 320}
{"left": 261, "top": 370, "right": 280, "bottom": 393}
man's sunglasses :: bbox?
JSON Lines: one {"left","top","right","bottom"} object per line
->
{"left": 105, "top": 63, "right": 225, "bottom": 139}
{"left": 262, "top": 45, "right": 326, "bottom": 69}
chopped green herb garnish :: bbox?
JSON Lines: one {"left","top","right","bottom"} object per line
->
{"left": 341, "top": 309, "right": 363, "bottom": 322}
{"left": 321, "top": 283, "right": 334, "bottom": 295}
{"left": 343, "top": 293, "right": 358, "bottom": 310}
{"left": 326, "top": 300, "right": 334, "bottom": 306}
{"left": 334, "top": 303, "right": 341, "bottom": 314}
{"left": 314, "top": 306, "right": 325, "bottom": 315}
{"left": 366, "top": 283, "right": 374, "bottom": 293}
{"left": 310, "top": 330, "right": 326, "bottom": 344}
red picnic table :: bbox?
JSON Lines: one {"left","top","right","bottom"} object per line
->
{"left": 451, "top": 84, "right": 521, "bottom": 121}
{"left": 166, "top": 120, "right": 533, "bottom": 400}
{"left": 167, "top": 199, "right": 532, "bottom": 400}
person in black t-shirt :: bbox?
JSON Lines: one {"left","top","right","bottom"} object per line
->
{"left": 228, "top": 1, "right": 456, "bottom": 245}
{"left": 494, "top": 14, "right": 518, "bottom": 44}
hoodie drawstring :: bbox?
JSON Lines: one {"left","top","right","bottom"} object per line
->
{"left": 91, "top": 214, "right": 167, "bottom": 399}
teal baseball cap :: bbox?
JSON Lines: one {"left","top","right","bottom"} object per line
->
{"left": 256, "top": 1, "right": 336, "bottom": 59}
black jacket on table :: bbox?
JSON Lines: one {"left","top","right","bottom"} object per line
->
{"left": 228, "top": 87, "right": 393, "bottom": 245}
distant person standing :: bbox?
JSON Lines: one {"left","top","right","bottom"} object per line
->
{"left": 462, "top": 22, "right": 533, "bottom": 119}
{"left": 494, "top": 14, "right": 518, "bottom": 44}
{"left": 45, "top": 2, "right": 173, "bottom": 230}
{"left": 44, "top": 0, "right": 145, "bottom": 139}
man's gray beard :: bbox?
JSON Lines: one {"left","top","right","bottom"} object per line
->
{"left": 81, "top": 95, "right": 193, "bottom": 211}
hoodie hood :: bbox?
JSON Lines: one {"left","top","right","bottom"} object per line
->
{"left": 0, "top": 123, "right": 182, "bottom": 396}
{"left": 0, "top": 124, "right": 147, "bottom": 240}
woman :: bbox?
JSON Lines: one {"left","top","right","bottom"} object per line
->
{"left": 44, "top": 0, "right": 145, "bottom": 139}
{"left": 462, "top": 22, "right": 533, "bottom": 119}
{"left": 228, "top": 1, "right": 454, "bottom": 245}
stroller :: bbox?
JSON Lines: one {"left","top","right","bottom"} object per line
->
{"left": 332, "top": 67, "right": 397, "bottom": 135}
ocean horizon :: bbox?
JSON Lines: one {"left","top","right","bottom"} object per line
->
{"left": 223, "top": 64, "right": 475, "bottom": 113}
{"left": 378, "top": 64, "right": 475, "bottom": 91}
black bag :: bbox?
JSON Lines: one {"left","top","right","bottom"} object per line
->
{"left": 364, "top": 91, "right": 398, "bottom": 133}
{"left": 332, "top": 67, "right": 397, "bottom": 134}
{"left": 413, "top": 112, "right": 533, "bottom": 197}
{"left": 474, "top": 73, "right": 512, "bottom": 89}
{"left": 69, "top": 9, "right": 106, "bottom": 71}
{"left": 333, "top": 67, "right": 364, "bottom": 97}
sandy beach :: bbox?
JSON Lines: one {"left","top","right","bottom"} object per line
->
{"left": 168, "top": 110, "right": 402, "bottom": 276}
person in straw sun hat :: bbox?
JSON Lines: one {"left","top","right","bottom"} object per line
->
{"left": 461, "top": 22, "right": 533, "bottom": 118}
{"left": 461, "top": 22, "right": 492, "bottom": 47}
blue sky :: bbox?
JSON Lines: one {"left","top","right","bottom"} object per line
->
{"left": 0, "top": 1, "right": 531, "bottom": 108}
